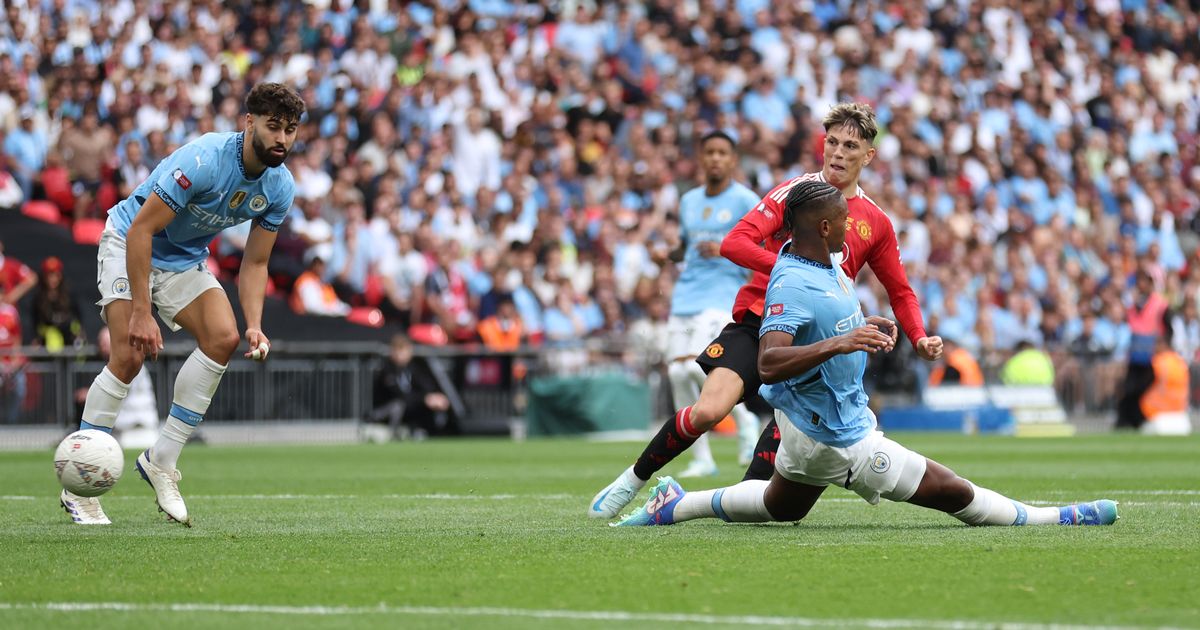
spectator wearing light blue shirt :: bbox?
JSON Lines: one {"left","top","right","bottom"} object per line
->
{"left": 742, "top": 77, "right": 791, "bottom": 135}
{"left": 3, "top": 107, "right": 46, "bottom": 200}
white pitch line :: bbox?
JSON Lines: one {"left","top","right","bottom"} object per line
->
{"left": 0, "top": 602, "right": 1186, "bottom": 630}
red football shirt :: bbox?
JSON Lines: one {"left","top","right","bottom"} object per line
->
{"left": 0, "top": 303, "right": 22, "bottom": 367}
{"left": 0, "top": 256, "right": 33, "bottom": 294}
{"left": 720, "top": 171, "right": 928, "bottom": 348}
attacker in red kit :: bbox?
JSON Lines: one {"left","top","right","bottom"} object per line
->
{"left": 589, "top": 102, "right": 944, "bottom": 520}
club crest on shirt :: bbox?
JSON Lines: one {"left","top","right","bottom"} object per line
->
{"left": 172, "top": 169, "right": 191, "bottom": 190}
{"left": 717, "top": 209, "right": 732, "bottom": 223}
{"left": 249, "top": 195, "right": 268, "bottom": 213}
{"left": 229, "top": 191, "right": 247, "bottom": 209}
{"left": 705, "top": 343, "right": 724, "bottom": 358}
{"left": 857, "top": 220, "right": 872, "bottom": 241}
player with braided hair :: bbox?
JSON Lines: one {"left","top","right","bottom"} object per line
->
{"left": 616, "top": 180, "right": 1118, "bottom": 529}
{"left": 589, "top": 103, "right": 943, "bottom": 521}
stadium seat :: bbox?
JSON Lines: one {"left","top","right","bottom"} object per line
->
{"left": 347, "top": 306, "right": 384, "bottom": 329}
{"left": 72, "top": 218, "right": 106, "bottom": 245}
{"left": 408, "top": 322, "right": 448, "bottom": 345}
{"left": 40, "top": 166, "right": 74, "bottom": 216}
{"left": 21, "top": 200, "right": 61, "bottom": 224}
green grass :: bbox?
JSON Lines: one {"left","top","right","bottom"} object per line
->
{"left": 1, "top": 433, "right": 1198, "bottom": 629}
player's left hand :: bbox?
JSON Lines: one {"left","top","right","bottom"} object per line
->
{"left": 244, "top": 327, "right": 271, "bottom": 361}
{"left": 866, "top": 316, "right": 897, "bottom": 349}
{"left": 916, "top": 335, "right": 944, "bottom": 361}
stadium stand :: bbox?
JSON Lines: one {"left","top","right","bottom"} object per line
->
{"left": 1, "top": 0, "right": 1198, "bottom": 432}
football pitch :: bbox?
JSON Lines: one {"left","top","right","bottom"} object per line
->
{"left": 1, "top": 433, "right": 1198, "bottom": 629}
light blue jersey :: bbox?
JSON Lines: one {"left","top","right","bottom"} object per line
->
{"left": 670, "top": 181, "right": 759, "bottom": 316}
{"left": 107, "top": 132, "right": 294, "bottom": 272}
{"left": 758, "top": 247, "right": 873, "bottom": 448}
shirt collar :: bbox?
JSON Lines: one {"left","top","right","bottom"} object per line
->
{"left": 779, "top": 241, "right": 833, "bottom": 269}
{"left": 235, "top": 132, "right": 263, "bottom": 181}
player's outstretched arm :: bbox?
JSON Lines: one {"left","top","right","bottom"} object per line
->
{"left": 125, "top": 192, "right": 178, "bottom": 359}
{"left": 720, "top": 202, "right": 782, "bottom": 274}
{"left": 239, "top": 224, "right": 277, "bottom": 359}
{"left": 758, "top": 326, "right": 893, "bottom": 385}
{"left": 865, "top": 218, "right": 939, "bottom": 358}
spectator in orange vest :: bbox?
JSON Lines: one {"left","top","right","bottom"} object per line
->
{"left": 929, "top": 336, "right": 984, "bottom": 387}
{"left": 477, "top": 296, "right": 523, "bottom": 352}
{"left": 290, "top": 257, "right": 351, "bottom": 317}
{"left": 1137, "top": 333, "right": 1185, "bottom": 422}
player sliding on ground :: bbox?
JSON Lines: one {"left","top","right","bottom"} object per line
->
{"left": 61, "top": 83, "right": 305, "bottom": 526}
{"left": 589, "top": 102, "right": 942, "bottom": 519}
{"left": 617, "top": 180, "right": 1119, "bottom": 528}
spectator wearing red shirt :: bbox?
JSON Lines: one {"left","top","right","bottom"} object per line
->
{"left": 0, "top": 240, "right": 36, "bottom": 306}
{"left": 0, "top": 281, "right": 25, "bottom": 423}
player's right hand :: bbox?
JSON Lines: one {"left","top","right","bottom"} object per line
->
{"left": 128, "top": 309, "right": 164, "bottom": 359}
{"left": 696, "top": 241, "right": 721, "bottom": 258}
{"left": 836, "top": 325, "right": 895, "bottom": 355}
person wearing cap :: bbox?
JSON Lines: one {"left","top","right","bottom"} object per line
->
{"left": 31, "top": 256, "right": 83, "bottom": 352}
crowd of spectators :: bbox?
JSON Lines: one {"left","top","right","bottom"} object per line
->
{"left": 1, "top": 0, "right": 1199, "bottom": 399}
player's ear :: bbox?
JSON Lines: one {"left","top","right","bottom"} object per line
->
{"left": 863, "top": 146, "right": 876, "bottom": 166}
{"left": 244, "top": 113, "right": 254, "bottom": 131}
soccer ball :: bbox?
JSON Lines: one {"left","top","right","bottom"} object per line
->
{"left": 54, "top": 430, "right": 124, "bottom": 497}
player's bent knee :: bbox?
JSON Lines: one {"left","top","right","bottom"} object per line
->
{"left": 688, "top": 401, "right": 727, "bottom": 431}
{"left": 107, "top": 356, "right": 144, "bottom": 383}
{"left": 201, "top": 329, "right": 240, "bottom": 363}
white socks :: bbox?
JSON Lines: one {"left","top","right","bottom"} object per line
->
{"left": 672, "top": 480, "right": 772, "bottom": 523}
{"left": 151, "top": 348, "right": 227, "bottom": 470}
{"left": 952, "top": 483, "right": 1060, "bottom": 526}
{"left": 81, "top": 367, "right": 132, "bottom": 432}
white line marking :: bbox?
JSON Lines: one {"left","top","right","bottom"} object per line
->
{"left": 1, "top": 494, "right": 576, "bottom": 501}
{"left": 0, "top": 602, "right": 1184, "bottom": 630}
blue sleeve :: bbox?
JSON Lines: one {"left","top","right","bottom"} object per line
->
{"left": 736, "top": 188, "right": 758, "bottom": 219}
{"left": 256, "top": 183, "right": 293, "bottom": 233}
{"left": 760, "top": 280, "right": 811, "bottom": 337}
{"left": 151, "top": 142, "right": 217, "bottom": 213}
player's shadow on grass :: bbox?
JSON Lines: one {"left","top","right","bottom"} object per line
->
{"left": 734, "top": 522, "right": 963, "bottom": 531}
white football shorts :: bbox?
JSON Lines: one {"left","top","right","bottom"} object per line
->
{"left": 667, "top": 308, "right": 732, "bottom": 361}
{"left": 96, "top": 217, "right": 223, "bottom": 332}
{"left": 774, "top": 409, "right": 927, "bottom": 505}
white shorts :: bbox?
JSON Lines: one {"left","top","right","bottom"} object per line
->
{"left": 774, "top": 410, "right": 927, "bottom": 505}
{"left": 96, "top": 219, "right": 223, "bottom": 332}
{"left": 667, "top": 309, "right": 731, "bottom": 361}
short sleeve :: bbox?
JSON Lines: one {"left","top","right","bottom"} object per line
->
{"left": 760, "top": 276, "right": 811, "bottom": 337}
{"left": 256, "top": 186, "right": 293, "bottom": 233}
{"left": 151, "top": 141, "right": 216, "bottom": 213}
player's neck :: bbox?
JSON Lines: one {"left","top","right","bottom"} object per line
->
{"left": 787, "top": 239, "right": 832, "bottom": 267}
{"left": 241, "top": 130, "right": 267, "bottom": 178}
{"left": 704, "top": 178, "right": 731, "bottom": 197}
{"left": 836, "top": 178, "right": 859, "bottom": 200}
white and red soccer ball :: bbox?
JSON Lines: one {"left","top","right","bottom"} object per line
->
{"left": 54, "top": 430, "right": 124, "bottom": 497}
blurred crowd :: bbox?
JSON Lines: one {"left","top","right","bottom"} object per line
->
{"left": 1, "top": 0, "right": 1199, "bottom": 399}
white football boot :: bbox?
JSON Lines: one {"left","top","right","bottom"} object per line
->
{"left": 135, "top": 450, "right": 190, "bottom": 526}
{"left": 60, "top": 489, "right": 111, "bottom": 525}
{"left": 587, "top": 465, "right": 647, "bottom": 519}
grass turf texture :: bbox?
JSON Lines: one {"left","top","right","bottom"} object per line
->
{"left": 1, "top": 433, "right": 1198, "bottom": 629}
